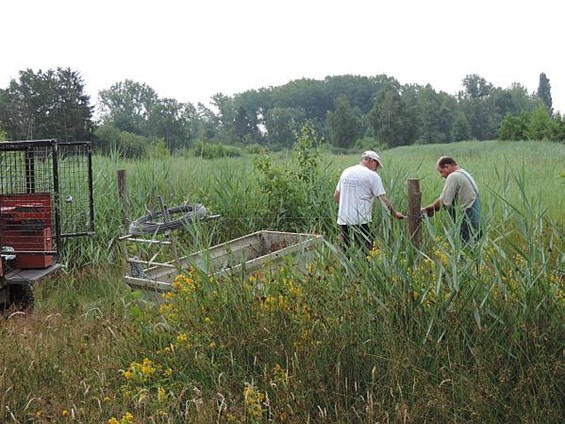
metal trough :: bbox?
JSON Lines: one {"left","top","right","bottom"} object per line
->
{"left": 124, "top": 230, "right": 325, "bottom": 293}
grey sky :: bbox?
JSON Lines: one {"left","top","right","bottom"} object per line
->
{"left": 2, "top": 0, "right": 564, "bottom": 114}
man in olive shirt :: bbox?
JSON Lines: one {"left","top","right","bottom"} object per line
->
{"left": 422, "top": 156, "right": 482, "bottom": 243}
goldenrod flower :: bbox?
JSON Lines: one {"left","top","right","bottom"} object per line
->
{"left": 176, "top": 333, "right": 188, "bottom": 344}
{"left": 108, "top": 413, "right": 134, "bottom": 424}
{"left": 244, "top": 382, "right": 265, "bottom": 419}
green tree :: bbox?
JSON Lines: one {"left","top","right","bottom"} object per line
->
{"left": 194, "top": 103, "right": 219, "bottom": 143}
{"left": 549, "top": 112, "right": 565, "bottom": 142}
{"left": 458, "top": 74, "right": 497, "bottom": 140}
{"left": 0, "top": 67, "right": 94, "bottom": 141}
{"left": 271, "top": 78, "right": 333, "bottom": 121}
{"left": 264, "top": 107, "right": 305, "bottom": 148}
{"left": 231, "top": 89, "right": 272, "bottom": 144}
{"left": 460, "top": 74, "right": 493, "bottom": 100}
{"left": 93, "top": 124, "right": 121, "bottom": 155}
{"left": 536, "top": 72, "right": 553, "bottom": 116}
{"left": 507, "top": 82, "right": 536, "bottom": 114}
{"left": 233, "top": 105, "right": 258, "bottom": 144}
{"left": 98, "top": 80, "right": 158, "bottom": 135}
{"left": 93, "top": 124, "right": 152, "bottom": 159}
{"left": 52, "top": 68, "right": 95, "bottom": 140}
{"left": 210, "top": 93, "right": 236, "bottom": 144}
{"left": 324, "top": 75, "right": 384, "bottom": 115}
{"left": 415, "top": 84, "right": 455, "bottom": 143}
{"left": 326, "top": 95, "right": 361, "bottom": 148}
{"left": 451, "top": 111, "right": 472, "bottom": 141}
{"left": 147, "top": 98, "right": 193, "bottom": 152}
{"left": 498, "top": 112, "right": 529, "bottom": 141}
{"left": 526, "top": 106, "right": 552, "bottom": 140}
{"left": 367, "top": 84, "right": 417, "bottom": 147}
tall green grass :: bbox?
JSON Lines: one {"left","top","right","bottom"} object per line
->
{"left": 62, "top": 140, "right": 564, "bottom": 269}
{"left": 1, "top": 140, "right": 563, "bottom": 422}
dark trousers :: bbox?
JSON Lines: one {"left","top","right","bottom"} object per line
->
{"left": 340, "top": 224, "right": 372, "bottom": 253}
{"left": 447, "top": 198, "right": 482, "bottom": 243}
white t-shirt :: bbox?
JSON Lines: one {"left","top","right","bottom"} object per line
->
{"left": 336, "top": 164, "right": 385, "bottom": 225}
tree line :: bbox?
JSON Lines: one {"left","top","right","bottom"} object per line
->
{"left": 0, "top": 67, "right": 563, "bottom": 158}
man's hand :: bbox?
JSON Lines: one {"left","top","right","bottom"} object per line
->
{"left": 421, "top": 206, "right": 434, "bottom": 217}
{"left": 394, "top": 211, "right": 405, "bottom": 220}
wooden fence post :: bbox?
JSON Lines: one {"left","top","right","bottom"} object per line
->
{"left": 117, "top": 169, "right": 129, "bottom": 231}
{"left": 407, "top": 178, "right": 421, "bottom": 249}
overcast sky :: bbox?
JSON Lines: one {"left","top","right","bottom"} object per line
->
{"left": 2, "top": 0, "right": 564, "bottom": 114}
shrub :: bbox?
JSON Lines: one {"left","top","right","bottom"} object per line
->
{"left": 190, "top": 141, "right": 243, "bottom": 159}
{"left": 253, "top": 122, "right": 334, "bottom": 233}
{"left": 498, "top": 112, "right": 529, "bottom": 140}
{"left": 526, "top": 107, "right": 553, "bottom": 140}
{"left": 498, "top": 107, "right": 564, "bottom": 142}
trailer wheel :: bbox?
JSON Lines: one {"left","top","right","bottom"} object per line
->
{"left": 8, "top": 284, "right": 35, "bottom": 313}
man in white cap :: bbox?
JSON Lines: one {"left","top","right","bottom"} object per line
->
{"left": 334, "top": 150, "right": 404, "bottom": 252}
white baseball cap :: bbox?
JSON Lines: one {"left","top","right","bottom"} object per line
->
{"left": 361, "top": 150, "right": 383, "bottom": 167}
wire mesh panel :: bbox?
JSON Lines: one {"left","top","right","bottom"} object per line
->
{"left": 57, "top": 142, "right": 94, "bottom": 237}
{"left": 0, "top": 140, "right": 94, "bottom": 270}
{"left": 0, "top": 140, "right": 56, "bottom": 194}
{"left": 0, "top": 140, "right": 58, "bottom": 267}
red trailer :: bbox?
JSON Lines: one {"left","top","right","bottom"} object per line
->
{"left": 0, "top": 139, "right": 94, "bottom": 314}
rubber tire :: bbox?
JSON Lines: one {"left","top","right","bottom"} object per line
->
{"left": 8, "top": 284, "right": 35, "bottom": 313}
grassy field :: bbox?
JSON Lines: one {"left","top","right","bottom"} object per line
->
{"left": 1, "top": 140, "right": 563, "bottom": 423}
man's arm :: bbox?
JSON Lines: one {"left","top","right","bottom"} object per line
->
{"left": 378, "top": 195, "right": 404, "bottom": 219}
{"left": 333, "top": 190, "right": 340, "bottom": 203}
{"left": 421, "top": 199, "right": 442, "bottom": 217}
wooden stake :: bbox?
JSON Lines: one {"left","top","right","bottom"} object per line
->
{"left": 407, "top": 178, "right": 421, "bottom": 249}
{"left": 117, "top": 169, "right": 129, "bottom": 230}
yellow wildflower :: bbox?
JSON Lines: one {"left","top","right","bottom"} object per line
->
{"left": 244, "top": 383, "right": 265, "bottom": 419}
{"left": 176, "top": 333, "right": 188, "bottom": 344}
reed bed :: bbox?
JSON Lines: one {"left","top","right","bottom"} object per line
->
{"left": 1, "top": 140, "right": 563, "bottom": 423}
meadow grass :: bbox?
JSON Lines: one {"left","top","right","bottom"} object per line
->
{"left": 1, "top": 140, "right": 563, "bottom": 423}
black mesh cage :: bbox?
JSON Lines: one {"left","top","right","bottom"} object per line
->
{"left": 57, "top": 142, "right": 95, "bottom": 237}
{"left": 0, "top": 139, "right": 94, "bottom": 267}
